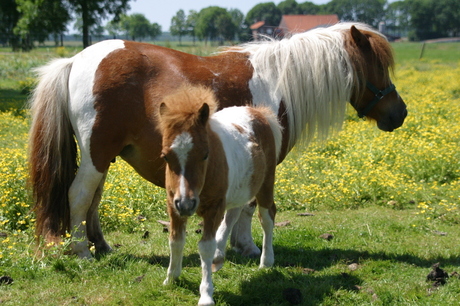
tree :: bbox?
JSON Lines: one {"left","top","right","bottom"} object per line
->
{"left": 407, "top": 0, "right": 460, "bottom": 40}
{"left": 106, "top": 19, "right": 123, "bottom": 39}
{"left": 385, "top": 1, "right": 410, "bottom": 38}
{"left": 68, "top": 0, "right": 130, "bottom": 48}
{"left": 245, "top": 2, "right": 282, "bottom": 27}
{"left": 13, "top": 0, "right": 70, "bottom": 50}
{"left": 195, "top": 6, "right": 233, "bottom": 45}
{"left": 150, "top": 22, "right": 162, "bottom": 41}
{"left": 325, "top": 0, "right": 386, "bottom": 28}
{"left": 0, "top": 0, "right": 20, "bottom": 48}
{"left": 298, "top": 1, "right": 321, "bottom": 14}
{"left": 120, "top": 13, "right": 161, "bottom": 41}
{"left": 278, "top": 0, "right": 300, "bottom": 15}
{"left": 170, "top": 9, "right": 188, "bottom": 44}
{"left": 186, "top": 10, "right": 199, "bottom": 43}
{"left": 228, "top": 8, "right": 245, "bottom": 41}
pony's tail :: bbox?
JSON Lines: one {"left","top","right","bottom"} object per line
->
{"left": 28, "top": 57, "right": 77, "bottom": 243}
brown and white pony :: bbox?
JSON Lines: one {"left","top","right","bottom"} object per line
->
{"left": 158, "top": 85, "right": 282, "bottom": 306}
{"left": 29, "top": 23, "right": 406, "bottom": 259}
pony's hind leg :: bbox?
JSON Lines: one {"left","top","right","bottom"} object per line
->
{"left": 86, "top": 170, "right": 112, "bottom": 255}
{"left": 213, "top": 206, "right": 243, "bottom": 272}
{"left": 229, "top": 200, "right": 261, "bottom": 257}
{"left": 68, "top": 158, "right": 105, "bottom": 258}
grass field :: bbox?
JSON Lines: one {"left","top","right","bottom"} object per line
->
{"left": 1, "top": 41, "right": 460, "bottom": 305}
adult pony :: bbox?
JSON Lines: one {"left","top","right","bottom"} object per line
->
{"left": 158, "top": 85, "right": 282, "bottom": 306}
{"left": 29, "top": 22, "right": 407, "bottom": 259}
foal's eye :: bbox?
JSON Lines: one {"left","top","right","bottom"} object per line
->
{"left": 203, "top": 152, "right": 209, "bottom": 161}
{"left": 160, "top": 152, "right": 168, "bottom": 162}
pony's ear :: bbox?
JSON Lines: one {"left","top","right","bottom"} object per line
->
{"left": 159, "top": 102, "right": 168, "bottom": 116}
{"left": 351, "top": 26, "right": 371, "bottom": 50}
{"left": 199, "top": 103, "right": 210, "bottom": 125}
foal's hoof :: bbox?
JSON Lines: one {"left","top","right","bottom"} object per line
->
{"left": 212, "top": 257, "right": 224, "bottom": 272}
{"left": 198, "top": 296, "right": 215, "bottom": 306}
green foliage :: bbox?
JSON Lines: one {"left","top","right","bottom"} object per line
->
{"left": 324, "top": 0, "right": 386, "bottom": 28}
{"left": 245, "top": 2, "right": 282, "bottom": 27}
{"left": 170, "top": 9, "right": 188, "bottom": 43}
{"left": 119, "top": 13, "right": 161, "bottom": 41}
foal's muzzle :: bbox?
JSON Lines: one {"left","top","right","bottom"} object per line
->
{"left": 174, "top": 197, "right": 198, "bottom": 216}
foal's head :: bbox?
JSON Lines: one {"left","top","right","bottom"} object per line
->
{"left": 158, "top": 85, "right": 218, "bottom": 216}
{"left": 346, "top": 25, "right": 407, "bottom": 132}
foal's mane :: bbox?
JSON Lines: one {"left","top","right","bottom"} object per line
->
{"left": 224, "top": 22, "right": 394, "bottom": 149}
{"left": 157, "top": 85, "right": 218, "bottom": 132}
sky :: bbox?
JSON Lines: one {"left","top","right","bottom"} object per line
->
{"left": 126, "top": 0, "right": 331, "bottom": 32}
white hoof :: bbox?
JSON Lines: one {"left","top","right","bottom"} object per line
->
{"left": 198, "top": 296, "right": 215, "bottom": 306}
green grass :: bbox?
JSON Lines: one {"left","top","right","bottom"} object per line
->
{"left": 1, "top": 41, "right": 460, "bottom": 305}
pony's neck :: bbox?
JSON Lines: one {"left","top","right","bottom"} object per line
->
{"left": 241, "top": 27, "right": 357, "bottom": 149}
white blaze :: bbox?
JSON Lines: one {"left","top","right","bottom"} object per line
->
{"left": 170, "top": 132, "right": 194, "bottom": 198}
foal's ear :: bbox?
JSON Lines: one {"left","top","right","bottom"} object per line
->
{"left": 159, "top": 102, "right": 168, "bottom": 116}
{"left": 199, "top": 103, "right": 210, "bottom": 125}
{"left": 351, "top": 25, "right": 371, "bottom": 50}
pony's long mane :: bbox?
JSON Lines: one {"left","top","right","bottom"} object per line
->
{"left": 225, "top": 22, "right": 394, "bottom": 148}
{"left": 158, "top": 85, "right": 218, "bottom": 132}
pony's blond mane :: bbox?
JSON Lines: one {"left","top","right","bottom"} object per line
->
{"left": 158, "top": 85, "right": 218, "bottom": 132}
{"left": 225, "top": 22, "right": 392, "bottom": 149}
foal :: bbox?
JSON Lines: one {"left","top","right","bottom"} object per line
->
{"left": 157, "top": 85, "right": 282, "bottom": 306}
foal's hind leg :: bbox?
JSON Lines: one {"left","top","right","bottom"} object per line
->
{"left": 213, "top": 206, "right": 243, "bottom": 272}
{"left": 68, "top": 156, "right": 105, "bottom": 258}
{"left": 86, "top": 170, "right": 112, "bottom": 255}
{"left": 229, "top": 200, "right": 261, "bottom": 257}
{"left": 256, "top": 183, "right": 276, "bottom": 268}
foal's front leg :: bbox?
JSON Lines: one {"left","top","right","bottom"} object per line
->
{"left": 164, "top": 213, "right": 187, "bottom": 284}
{"left": 198, "top": 203, "right": 225, "bottom": 306}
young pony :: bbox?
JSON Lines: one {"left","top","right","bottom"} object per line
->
{"left": 157, "top": 85, "right": 282, "bottom": 306}
{"left": 29, "top": 23, "right": 407, "bottom": 259}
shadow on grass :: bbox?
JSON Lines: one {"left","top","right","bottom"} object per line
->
{"left": 0, "top": 88, "right": 29, "bottom": 113}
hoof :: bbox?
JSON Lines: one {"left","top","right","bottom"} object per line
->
{"left": 237, "top": 245, "right": 261, "bottom": 258}
{"left": 212, "top": 257, "right": 224, "bottom": 272}
{"left": 198, "top": 296, "right": 215, "bottom": 306}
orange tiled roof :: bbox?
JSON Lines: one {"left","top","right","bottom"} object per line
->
{"left": 279, "top": 15, "right": 339, "bottom": 34}
{"left": 250, "top": 21, "right": 265, "bottom": 30}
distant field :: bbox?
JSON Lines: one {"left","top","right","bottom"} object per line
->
{"left": 1, "top": 41, "right": 460, "bottom": 305}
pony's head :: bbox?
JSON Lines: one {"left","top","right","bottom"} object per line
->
{"left": 346, "top": 25, "right": 407, "bottom": 131}
{"left": 157, "top": 85, "right": 218, "bottom": 217}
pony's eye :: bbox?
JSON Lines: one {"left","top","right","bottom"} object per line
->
{"left": 203, "top": 152, "right": 209, "bottom": 161}
{"left": 161, "top": 152, "right": 168, "bottom": 161}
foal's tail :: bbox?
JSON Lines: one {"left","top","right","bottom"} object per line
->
{"left": 28, "top": 57, "right": 77, "bottom": 242}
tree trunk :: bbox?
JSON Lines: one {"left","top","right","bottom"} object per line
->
{"left": 82, "top": 0, "right": 90, "bottom": 48}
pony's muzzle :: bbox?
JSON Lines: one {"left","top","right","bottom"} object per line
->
{"left": 174, "top": 197, "right": 198, "bottom": 216}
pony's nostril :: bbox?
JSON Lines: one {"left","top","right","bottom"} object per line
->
{"left": 189, "top": 198, "right": 197, "bottom": 211}
{"left": 174, "top": 199, "right": 181, "bottom": 211}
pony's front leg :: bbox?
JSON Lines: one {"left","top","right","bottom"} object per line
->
{"left": 212, "top": 206, "right": 243, "bottom": 272}
{"left": 68, "top": 160, "right": 105, "bottom": 259}
{"left": 164, "top": 213, "right": 187, "bottom": 284}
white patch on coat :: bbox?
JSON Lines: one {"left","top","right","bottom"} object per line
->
{"left": 68, "top": 39, "right": 126, "bottom": 158}
{"left": 170, "top": 132, "right": 194, "bottom": 198}
{"left": 209, "top": 107, "right": 255, "bottom": 209}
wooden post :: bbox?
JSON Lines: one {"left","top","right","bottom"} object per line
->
{"left": 419, "top": 42, "right": 426, "bottom": 60}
